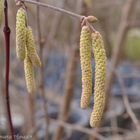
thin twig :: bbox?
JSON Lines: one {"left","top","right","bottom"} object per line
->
{"left": 36, "top": 0, "right": 50, "bottom": 139}
{"left": 53, "top": 47, "right": 80, "bottom": 140}
{"left": 115, "top": 70, "right": 140, "bottom": 131}
{"left": 30, "top": 116, "right": 107, "bottom": 140}
{"left": 50, "top": 119, "right": 107, "bottom": 140}
{"left": 21, "top": 0, "right": 83, "bottom": 20}
{"left": 105, "top": 0, "right": 137, "bottom": 111}
{"left": 3, "top": 0, "right": 15, "bottom": 140}
{"left": 52, "top": 1, "right": 83, "bottom": 139}
{"left": 28, "top": 93, "right": 37, "bottom": 140}
{"left": 18, "top": 0, "right": 97, "bottom": 34}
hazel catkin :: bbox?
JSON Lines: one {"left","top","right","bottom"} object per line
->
{"left": 16, "top": 8, "right": 26, "bottom": 61}
{"left": 80, "top": 26, "right": 92, "bottom": 109}
{"left": 26, "top": 26, "right": 41, "bottom": 67}
{"left": 24, "top": 51, "right": 35, "bottom": 93}
{"left": 90, "top": 31, "right": 106, "bottom": 127}
{"left": 0, "top": 0, "right": 3, "bottom": 26}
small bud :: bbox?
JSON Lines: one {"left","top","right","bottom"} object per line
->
{"left": 86, "top": 16, "right": 98, "bottom": 23}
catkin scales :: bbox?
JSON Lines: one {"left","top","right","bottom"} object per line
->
{"left": 90, "top": 32, "right": 106, "bottom": 127}
{"left": 80, "top": 26, "right": 92, "bottom": 109}
{"left": 16, "top": 8, "right": 26, "bottom": 61}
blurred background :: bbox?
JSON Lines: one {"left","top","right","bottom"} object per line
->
{"left": 0, "top": 0, "right": 140, "bottom": 139}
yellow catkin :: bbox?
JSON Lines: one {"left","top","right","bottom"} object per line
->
{"left": 90, "top": 31, "right": 106, "bottom": 127}
{"left": 80, "top": 26, "right": 92, "bottom": 109}
{"left": 26, "top": 26, "right": 41, "bottom": 67}
{"left": 16, "top": 8, "right": 26, "bottom": 61}
{"left": 0, "top": 0, "right": 3, "bottom": 26}
{"left": 24, "top": 51, "right": 35, "bottom": 93}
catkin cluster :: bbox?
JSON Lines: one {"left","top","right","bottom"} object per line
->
{"left": 80, "top": 27, "right": 106, "bottom": 128}
{"left": 90, "top": 31, "right": 106, "bottom": 127}
{"left": 16, "top": 8, "right": 26, "bottom": 60}
{"left": 26, "top": 27, "right": 41, "bottom": 67}
{"left": 24, "top": 51, "right": 35, "bottom": 93}
{"left": 16, "top": 8, "right": 41, "bottom": 93}
{"left": 80, "top": 26, "right": 92, "bottom": 109}
{"left": 0, "top": 0, "right": 3, "bottom": 27}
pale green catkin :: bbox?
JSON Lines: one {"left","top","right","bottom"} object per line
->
{"left": 0, "top": 0, "right": 3, "bottom": 26}
{"left": 90, "top": 31, "right": 106, "bottom": 127}
{"left": 24, "top": 49, "right": 35, "bottom": 93}
{"left": 16, "top": 8, "right": 26, "bottom": 61}
{"left": 26, "top": 26, "right": 41, "bottom": 67}
{"left": 80, "top": 26, "right": 92, "bottom": 109}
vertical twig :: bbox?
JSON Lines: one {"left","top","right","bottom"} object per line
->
{"left": 36, "top": 0, "right": 50, "bottom": 139}
{"left": 47, "top": 0, "right": 68, "bottom": 41}
{"left": 3, "top": 0, "right": 15, "bottom": 140}
{"left": 28, "top": 93, "right": 37, "bottom": 140}
{"left": 115, "top": 71, "right": 140, "bottom": 131}
{"left": 53, "top": 1, "right": 83, "bottom": 140}
{"left": 99, "top": 17, "right": 112, "bottom": 58}
{"left": 105, "top": 0, "right": 137, "bottom": 111}
{"left": 53, "top": 47, "right": 80, "bottom": 140}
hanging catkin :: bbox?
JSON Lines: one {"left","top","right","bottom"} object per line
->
{"left": 26, "top": 26, "right": 41, "bottom": 67}
{"left": 24, "top": 50, "right": 35, "bottom": 93}
{"left": 16, "top": 8, "right": 26, "bottom": 61}
{"left": 90, "top": 31, "right": 106, "bottom": 127}
{"left": 80, "top": 26, "right": 92, "bottom": 109}
{"left": 0, "top": 0, "right": 3, "bottom": 26}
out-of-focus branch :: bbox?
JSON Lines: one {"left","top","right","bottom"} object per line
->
{"left": 53, "top": 46, "right": 80, "bottom": 140}
{"left": 36, "top": 0, "right": 49, "bottom": 140}
{"left": 105, "top": 0, "right": 137, "bottom": 111}
{"left": 115, "top": 71, "right": 140, "bottom": 131}
{"left": 99, "top": 17, "right": 112, "bottom": 58}
{"left": 128, "top": 20, "right": 140, "bottom": 28}
{"left": 53, "top": 1, "right": 83, "bottom": 140}
{"left": 28, "top": 94, "right": 37, "bottom": 140}
{"left": 50, "top": 119, "right": 107, "bottom": 140}
{"left": 31, "top": 116, "right": 107, "bottom": 140}
{"left": 47, "top": 0, "right": 68, "bottom": 42}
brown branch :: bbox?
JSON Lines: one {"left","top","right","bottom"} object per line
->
{"left": 20, "top": 0, "right": 83, "bottom": 20}
{"left": 50, "top": 119, "right": 107, "bottom": 140}
{"left": 53, "top": 46, "right": 80, "bottom": 140}
{"left": 28, "top": 93, "right": 37, "bottom": 140}
{"left": 46, "top": 0, "right": 68, "bottom": 46}
{"left": 115, "top": 71, "right": 140, "bottom": 131}
{"left": 36, "top": 0, "right": 49, "bottom": 139}
{"left": 53, "top": 1, "right": 91, "bottom": 140}
{"left": 3, "top": 0, "right": 15, "bottom": 140}
{"left": 99, "top": 17, "right": 112, "bottom": 58}
{"left": 128, "top": 20, "right": 140, "bottom": 28}
{"left": 105, "top": 0, "right": 137, "bottom": 111}
{"left": 53, "top": 3, "right": 82, "bottom": 140}
{"left": 30, "top": 116, "right": 107, "bottom": 140}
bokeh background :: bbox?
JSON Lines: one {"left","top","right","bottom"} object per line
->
{"left": 0, "top": 0, "right": 140, "bottom": 139}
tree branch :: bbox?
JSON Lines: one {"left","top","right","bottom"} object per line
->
{"left": 105, "top": 0, "right": 137, "bottom": 111}
{"left": 20, "top": 0, "right": 83, "bottom": 20}
{"left": 3, "top": 0, "right": 15, "bottom": 140}
{"left": 36, "top": 0, "right": 50, "bottom": 139}
{"left": 115, "top": 71, "right": 140, "bottom": 131}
